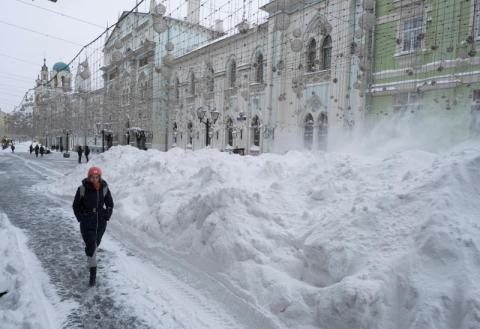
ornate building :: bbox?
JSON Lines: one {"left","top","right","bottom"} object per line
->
{"left": 33, "top": 59, "right": 74, "bottom": 148}
{"left": 101, "top": 0, "right": 220, "bottom": 150}
{"left": 167, "top": 0, "right": 369, "bottom": 154}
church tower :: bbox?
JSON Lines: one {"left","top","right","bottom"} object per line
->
{"left": 36, "top": 58, "right": 49, "bottom": 86}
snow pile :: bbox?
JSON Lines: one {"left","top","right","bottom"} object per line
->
{"left": 0, "top": 212, "right": 63, "bottom": 329}
{"left": 50, "top": 139, "right": 480, "bottom": 329}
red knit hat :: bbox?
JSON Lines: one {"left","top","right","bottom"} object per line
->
{"left": 88, "top": 166, "right": 102, "bottom": 177}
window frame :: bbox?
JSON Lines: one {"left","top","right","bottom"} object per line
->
{"left": 306, "top": 38, "right": 317, "bottom": 72}
{"left": 304, "top": 113, "right": 314, "bottom": 150}
{"left": 255, "top": 52, "right": 264, "bottom": 83}
{"left": 402, "top": 16, "right": 423, "bottom": 53}
{"left": 393, "top": 92, "right": 422, "bottom": 113}
{"left": 321, "top": 35, "right": 332, "bottom": 70}
{"left": 229, "top": 59, "right": 237, "bottom": 88}
{"left": 475, "top": 0, "right": 480, "bottom": 41}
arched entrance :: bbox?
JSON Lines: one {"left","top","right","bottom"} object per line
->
{"left": 251, "top": 115, "right": 261, "bottom": 147}
{"left": 304, "top": 113, "right": 314, "bottom": 150}
{"left": 318, "top": 112, "right": 328, "bottom": 151}
{"left": 226, "top": 117, "right": 234, "bottom": 147}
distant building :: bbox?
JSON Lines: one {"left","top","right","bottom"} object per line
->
{"left": 0, "top": 110, "right": 7, "bottom": 135}
{"left": 33, "top": 58, "right": 73, "bottom": 149}
{"left": 101, "top": 1, "right": 220, "bottom": 150}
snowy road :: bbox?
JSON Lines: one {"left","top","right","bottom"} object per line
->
{"left": 0, "top": 151, "right": 278, "bottom": 329}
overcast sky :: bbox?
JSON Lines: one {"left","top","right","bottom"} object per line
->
{"left": 0, "top": 0, "right": 268, "bottom": 113}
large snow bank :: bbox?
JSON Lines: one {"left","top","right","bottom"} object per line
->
{"left": 0, "top": 212, "right": 63, "bottom": 329}
{"left": 50, "top": 138, "right": 480, "bottom": 329}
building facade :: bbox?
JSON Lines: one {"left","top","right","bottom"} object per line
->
{"left": 101, "top": 1, "right": 220, "bottom": 150}
{"left": 369, "top": 0, "right": 480, "bottom": 140}
{"left": 31, "top": 0, "right": 480, "bottom": 154}
{"left": 33, "top": 59, "right": 75, "bottom": 148}
{"left": 167, "top": 0, "right": 369, "bottom": 154}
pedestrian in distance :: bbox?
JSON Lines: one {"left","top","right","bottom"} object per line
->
{"left": 10, "top": 144, "right": 15, "bottom": 153}
{"left": 72, "top": 167, "right": 114, "bottom": 287}
{"left": 29, "top": 144, "right": 33, "bottom": 155}
{"left": 60, "top": 145, "right": 64, "bottom": 153}
{"left": 34, "top": 144, "right": 39, "bottom": 158}
{"left": 85, "top": 145, "right": 90, "bottom": 163}
{"left": 77, "top": 145, "right": 83, "bottom": 164}
{"left": 40, "top": 145, "right": 45, "bottom": 157}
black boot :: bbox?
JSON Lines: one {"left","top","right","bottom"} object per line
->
{"left": 89, "top": 267, "right": 97, "bottom": 287}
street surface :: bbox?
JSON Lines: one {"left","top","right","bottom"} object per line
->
{"left": 0, "top": 150, "right": 277, "bottom": 329}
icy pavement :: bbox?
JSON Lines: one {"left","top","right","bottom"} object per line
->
{"left": 0, "top": 151, "right": 278, "bottom": 329}
{"left": 0, "top": 153, "right": 151, "bottom": 328}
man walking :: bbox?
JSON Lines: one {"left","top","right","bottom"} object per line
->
{"left": 34, "top": 144, "right": 39, "bottom": 158}
{"left": 85, "top": 145, "right": 90, "bottom": 163}
{"left": 72, "top": 167, "right": 114, "bottom": 287}
{"left": 40, "top": 145, "right": 45, "bottom": 157}
{"left": 29, "top": 144, "right": 33, "bottom": 155}
{"left": 77, "top": 145, "right": 83, "bottom": 164}
{"left": 10, "top": 144, "right": 15, "bottom": 153}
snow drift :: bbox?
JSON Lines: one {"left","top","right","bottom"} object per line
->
{"left": 0, "top": 212, "right": 63, "bottom": 329}
{"left": 49, "top": 137, "right": 480, "bottom": 329}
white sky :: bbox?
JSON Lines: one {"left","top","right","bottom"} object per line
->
{"left": 0, "top": 0, "right": 268, "bottom": 113}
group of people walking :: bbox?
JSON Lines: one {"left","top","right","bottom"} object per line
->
{"left": 77, "top": 145, "right": 91, "bottom": 163}
{"left": 29, "top": 144, "right": 45, "bottom": 157}
{"left": 28, "top": 143, "right": 91, "bottom": 163}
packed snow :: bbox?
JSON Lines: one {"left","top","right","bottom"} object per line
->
{"left": 46, "top": 127, "right": 480, "bottom": 328}
{"left": 0, "top": 212, "right": 68, "bottom": 329}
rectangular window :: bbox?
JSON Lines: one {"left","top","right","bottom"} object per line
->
{"left": 403, "top": 17, "right": 423, "bottom": 52}
{"left": 473, "top": 90, "right": 480, "bottom": 102}
{"left": 473, "top": 90, "right": 480, "bottom": 111}
{"left": 139, "top": 57, "right": 148, "bottom": 67}
{"left": 393, "top": 92, "right": 421, "bottom": 113}
{"left": 475, "top": 0, "right": 480, "bottom": 40}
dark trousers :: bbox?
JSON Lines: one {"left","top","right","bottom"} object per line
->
{"left": 85, "top": 154, "right": 89, "bottom": 162}
{"left": 78, "top": 154, "right": 82, "bottom": 163}
{"left": 80, "top": 219, "right": 107, "bottom": 257}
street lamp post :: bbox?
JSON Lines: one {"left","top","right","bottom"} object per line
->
{"left": 196, "top": 106, "right": 220, "bottom": 147}
{"left": 62, "top": 128, "right": 71, "bottom": 157}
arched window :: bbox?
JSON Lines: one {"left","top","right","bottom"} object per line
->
{"left": 255, "top": 52, "right": 264, "bottom": 83}
{"left": 304, "top": 113, "right": 314, "bottom": 149}
{"left": 318, "top": 112, "right": 328, "bottom": 150}
{"left": 173, "top": 122, "right": 178, "bottom": 145}
{"left": 174, "top": 77, "right": 180, "bottom": 101}
{"left": 226, "top": 117, "right": 234, "bottom": 147}
{"left": 138, "top": 74, "right": 147, "bottom": 100}
{"left": 229, "top": 59, "right": 236, "bottom": 88}
{"left": 190, "top": 72, "right": 196, "bottom": 96}
{"left": 206, "top": 64, "right": 214, "bottom": 93}
{"left": 321, "top": 36, "right": 332, "bottom": 70}
{"left": 251, "top": 115, "right": 260, "bottom": 147}
{"left": 306, "top": 38, "right": 317, "bottom": 72}
{"left": 187, "top": 122, "right": 193, "bottom": 146}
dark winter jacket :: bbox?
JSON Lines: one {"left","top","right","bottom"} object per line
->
{"left": 85, "top": 146, "right": 90, "bottom": 155}
{"left": 40, "top": 146, "right": 45, "bottom": 154}
{"left": 34, "top": 145, "right": 39, "bottom": 153}
{"left": 77, "top": 146, "right": 83, "bottom": 155}
{"left": 72, "top": 179, "right": 114, "bottom": 224}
